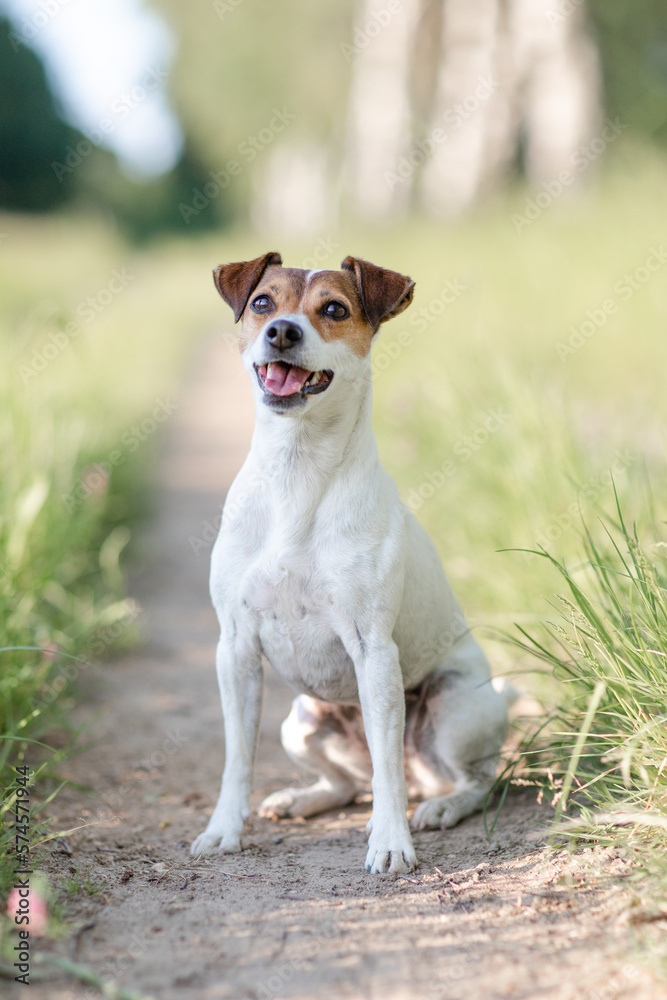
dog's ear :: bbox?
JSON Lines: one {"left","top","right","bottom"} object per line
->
{"left": 213, "top": 251, "right": 282, "bottom": 323}
{"left": 341, "top": 256, "right": 415, "bottom": 331}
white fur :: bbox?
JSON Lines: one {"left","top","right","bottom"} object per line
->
{"left": 191, "top": 302, "right": 509, "bottom": 874}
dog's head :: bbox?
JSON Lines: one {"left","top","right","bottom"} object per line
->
{"left": 213, "top": 252, "right": 415, "bottom": 414}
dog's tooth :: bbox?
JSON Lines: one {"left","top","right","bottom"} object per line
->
{"left": 303, "top": 370, "right": 328, "bottom": 388}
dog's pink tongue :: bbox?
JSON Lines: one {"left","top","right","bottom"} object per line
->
{"left": 265, "top": 361, "right": 310, "bottom": 396}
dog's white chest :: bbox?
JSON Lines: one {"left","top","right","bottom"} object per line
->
{"left": 239, "top": 557, "right": 359, "bottom": 703}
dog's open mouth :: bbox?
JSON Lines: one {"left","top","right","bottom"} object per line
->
{"left": 255, "top": 361, "right": 334, "bottom": 398}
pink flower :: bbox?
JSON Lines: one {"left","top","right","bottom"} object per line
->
{"left": 6, "top": 885, "right": 48, "bottom": 936}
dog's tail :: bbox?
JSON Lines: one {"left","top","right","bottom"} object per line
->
{"left": 491, "top": 676, "right": 522, "bottom": 708}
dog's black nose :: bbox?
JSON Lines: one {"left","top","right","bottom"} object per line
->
{"left": 265, "top": 319, "right": 303, "bottom": 351}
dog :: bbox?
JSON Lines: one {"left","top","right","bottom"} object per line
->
{"left": 191, "top": 251, "right": 512, "bottom": 874}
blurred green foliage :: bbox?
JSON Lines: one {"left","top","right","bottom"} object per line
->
{"left": 0, "top": 17, "right": 222, "bottom": 240}
{"left": 0, "top": 214, "right": 225, "bottom": 892}
{"left": 2, "top": 2, "right": 667, "bottom": 234}
{"left": 156, "top": 0, "right": 354, "bottom": 175}
{"left": 154, "top": 0, "right": 667, "bottom": 188}
{"left": 589, "top": 0, "right": 667, "bottom": 142}
{"left": 0, "top": 17, "right": 80, "bottom": 210}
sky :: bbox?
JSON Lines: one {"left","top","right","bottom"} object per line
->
{"left": 2, "top": 0, "right": 183, "bottom": 177}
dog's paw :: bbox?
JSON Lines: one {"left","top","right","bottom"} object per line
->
{"left": 258, "top": 788, "right": 297, "bottom": 820}
{"left": 190, "top": 828, "right": 242, "bottom": 857}
{"left": 259, "top": 781, "right": 354, "bottom": 820}
{"left": 365, "top": 842, "right": 417, "bottom": 874}
{"left": 365, "top": 826, "right": 417, "bottom": 875}
{"left": 411, "top": 794, "right": 462, "bottom": 831}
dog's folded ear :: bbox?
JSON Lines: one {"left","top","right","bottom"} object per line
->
{"left": 213, "top": 251, "right": 283, "bottom": 323}
{"left": 341, "top": 256, "right": 415, "bottom": 331}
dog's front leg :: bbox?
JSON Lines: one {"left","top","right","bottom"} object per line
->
{"left": 354, "top": 642, "right": 417, "bottom": 874}
{"left": 191, "top": 629, "right": 263, "bottom": 856}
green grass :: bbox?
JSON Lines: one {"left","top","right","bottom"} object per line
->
{"left": 1, "top": 142, "right": 666, "bottom": 923}
{"left": 60, "top": 865, "right": 104, "bottom": 899}
{"left": 0, "top": 216, "right": 222, "bottom": 896}
{"left": 0, "top": 214, "right": 278, "bottom": 899}
{"left": 506, "top": 500, "right": 667, "bottom": 869}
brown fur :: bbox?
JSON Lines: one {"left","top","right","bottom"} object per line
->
{"left": 213, "top": 251, "right": 282, "bottom": 323}
{"left": 212, "top": 254, "right": 415, "bottom": 359}
{"left": 242, "top": 267, "right": 374, "bottom": 358}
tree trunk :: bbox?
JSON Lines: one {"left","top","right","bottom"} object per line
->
{"left": 345, "top": 0, "right": 422, "bottom": 219}
{"left": 510, "top": 0, "right": 601, "bottom": 187}
{"left": 343, "top": 0, "right": 602, "bottom": 219}
{"left": 419, "top": 0, "right": 509, "bottom": 217}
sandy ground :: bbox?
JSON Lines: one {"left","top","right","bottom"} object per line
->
{"left": 16, "top": 333, "right": 665, "bottom": 999}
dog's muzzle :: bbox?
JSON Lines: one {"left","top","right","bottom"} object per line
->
{"left": 254, "top": 319, "right": 334, "bottom": 411}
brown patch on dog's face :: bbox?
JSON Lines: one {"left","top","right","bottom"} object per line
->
{"left": 300, "top": 270, "right": 374, "bottom": 358}
{"left": 238, "top": 266, "right": 306, "bottom": 352}
{"left": 213, "top": 251, "right": 282, "bottom": 323}
{"left": 240, "top": 268, "right": 378, "bottom": 357}
{"left": 213, "top": 254, "right": 415, "bottom": 358}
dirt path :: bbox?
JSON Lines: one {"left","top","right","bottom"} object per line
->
{"left": 20, "top": 334, "right": 663, "bottom": 1000}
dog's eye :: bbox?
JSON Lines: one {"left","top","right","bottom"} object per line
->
{"left": 323, "top": 301, "right": 349, "bottom": 320}
{"left": 251, "top": 295, "right": 274, "bottom": 313}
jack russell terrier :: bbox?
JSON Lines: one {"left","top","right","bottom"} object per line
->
{"left": 191, "top": 251, "right": 512, "bottom": 874}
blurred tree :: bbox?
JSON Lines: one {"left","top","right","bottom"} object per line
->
{"left": 4, "top": 1, "right": 665, "bottom": 230}
{"left": 155, "top": 0, "right": 666, "bottom": 226}
{"left": 0, "top": 16, "right": 222, "bottom": 239}
{"left": 588, "top": 0, "right": 667, "bottom": 143}
{"left": 345, "top": 0, "right": 602, "bottom": 219}
{"left": 345, "top": 0, "right": 421, "bottom": 220}
{"left": 72, "top": 140, "right": 227, "bottom": 242}
{"left": 0, "top": 17, "right": 81, "bottom": 210}
{"left": 153, "top": 0, "right": 355, "bottom": 198}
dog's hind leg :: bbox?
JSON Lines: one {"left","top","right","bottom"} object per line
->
{"left": 259, "top": 695, "right": 371, "bottom": 820}
{"left": 409, "top": 639, "right": 512, "bottom": 831}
